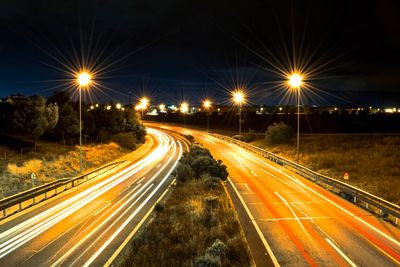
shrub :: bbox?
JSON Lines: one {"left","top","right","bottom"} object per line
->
{"left": 191, "top": 156, "right": 215, "bottom": 177}
{"left": 206, "top": 239, "right": 227, "bottom": 257}
{"left": 112, "top": 132, "right": 137, "bottom": 150}
{"left": 242, "top": 129, "right": 256, "bottom": 142}
{"left": 176, "top": 163, "right": 193, "bottom": 183}
{"left": 194, "top": 254, "right": 220, "bottom": 267}
{"left": 203, "top": 176, "right": 221, "bottom": 190}
{"left": 265, "top": 122, "right": 294, "bottom": 145}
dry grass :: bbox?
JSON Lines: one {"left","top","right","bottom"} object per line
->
{"left": 251, "top": 134, "right": 400, "bottom": 204}
{"left": 0, "top": 142, "right": 129, "bottom": 198}
{"left": 123, "top": 178, "right": 251, "bottom": 267}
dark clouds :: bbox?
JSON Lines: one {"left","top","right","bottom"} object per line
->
{"left": 0, "top": 0, "right": 400, "bottom": 105}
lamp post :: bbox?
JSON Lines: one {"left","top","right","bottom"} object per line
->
{"left": 140, "top": 97, "right": 149, "bottom": 127}
{"left": 233, "top": 91, "right": 244, "bottom": 140}
{"left": 288, "top": 73, "right": 303, "bottom": 163}
{"left": 77, "top": 72, "right": 91, "bottom": 173}
{"left": 180, "top": 102, "right": 189, "bottom": 128}
{"left": 203, "top": 100, "right": 211, "bottom": 134}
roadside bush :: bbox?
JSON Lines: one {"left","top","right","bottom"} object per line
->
{"left": 176, "top": 163, "right": 193, "bottom": 183}
{"left": 265, "top": 122, "right": 294, "bottom": 145}
{"left": 203, "top": 176, "right": 221, "bottom": 190}
{"left": 206, "top": 239, "right": 227, "bottom": 257}
{"left": 98, "top": 128, "right": 112, "bottom": 143}
{"left": 112, "top": 132, "right": 137, "bottom": 150}
{"left": 242, "top": 129, "right": 256, "bottom": 142}
{"left": 194, "top": 254, "right": 220, "bottom": 267}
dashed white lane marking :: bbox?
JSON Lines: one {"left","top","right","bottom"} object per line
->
{"left": 325, "top": 238, "right": 358, "bottom": 267}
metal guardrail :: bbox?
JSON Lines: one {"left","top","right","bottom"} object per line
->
{"left": 210, "top": 133, "right": 400, "bottom": 226}
{"left": 0, "top": 160, "right": 126, "bottom": 220}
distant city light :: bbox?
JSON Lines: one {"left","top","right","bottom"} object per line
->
{"left": 159, "top": 104, "right": 166, "bottom": 112}
{"left": 203, "top": 99, "right": 211, "bottom": 109}
{"left": 116, "top": 103, "right": 122, "bottom": 109}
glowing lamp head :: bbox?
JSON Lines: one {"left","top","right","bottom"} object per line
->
{"left": 180, "top": 102, "right": 189, "bottom": 113}
{"left": 288, "top": 73, "right": 303, "bottom": 88}
{"left": 77, "top": 72, "right": 91, "bottom": 86}
{"left": 159, "top": 104, "right": 166, "bottom": 111}
{"left": 116, "top": 103, "right": 122, "bottom": 109}
{"left": 140, "top": 98, "right": 149, "bottom": 109}
{"left": 203, "top": 100, "right": 211, "bottom": 109}
{"left": 233, "top": 91, "right": 244, "bottom": 104}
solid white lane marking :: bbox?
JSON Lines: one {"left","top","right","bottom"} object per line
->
{"left": 228, "top": 178, "right": 280, "bottom": 267}
{"left": 325, "top": 238, "right": 357, "bottom": 267}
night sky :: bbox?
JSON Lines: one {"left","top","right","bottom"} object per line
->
{"left": 0, "top": 0, "right": 400, "bottom": 106}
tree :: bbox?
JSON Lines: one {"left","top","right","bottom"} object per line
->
{"left": 48, "top": 91, "right": 80, "bottom": 141}
{"left": 11, "top": 96, "right": 59, "bottom": 149}
{"left": 265, "top": 122, "right": 294, "bottom": 145}
{"left": 54, "top": 103, "right": 80, "bottom": 141}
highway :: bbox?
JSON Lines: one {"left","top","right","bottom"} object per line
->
{"left": 151, "top": 123, "right": 400, "bottom": 267}
{"left": 0, "top": 128, "right": 188, "bottom": 266}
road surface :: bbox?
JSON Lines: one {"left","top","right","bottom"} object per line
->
{"left": 0, "top": 128, "right": 188, "bottom": 266}
{"left": 151, "top": 123, "right": 400, "bottom": 267}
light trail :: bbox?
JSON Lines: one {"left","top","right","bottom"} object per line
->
{"left": 52, "top": 138, "right": 182, "bottom": 266}
{"left": 0, "top": 128, "right": 176, "bottom": 261}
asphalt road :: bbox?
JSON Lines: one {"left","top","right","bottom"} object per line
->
{"left": 0, "top": 128, "right": 188, "bottom": 266}
{"left": 151, "top": 123, "right": 400, "bottom": 267}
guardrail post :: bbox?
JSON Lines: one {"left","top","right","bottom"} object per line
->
{"left": 32, "top": 196, "right": 35, "bottom": 205}
{"left": 353, "top": 196, "right": 357, "bottom": 203}
{"left": 366, "top": 203, "right": 368, "bottom": 209}
{"left": 396, "top": 217, "right": 398, "bottom": 225}
{"left": 55, "top": 187, "right": 57, "bottom": 194}
{"left": 45, "top": 191, "right": 47, "bottom": 199}
{"left": 3, "top": 209, "right": 6, "bottom": 217}
{"left": 19, "top": 202, "right": 22, "bottom": 211}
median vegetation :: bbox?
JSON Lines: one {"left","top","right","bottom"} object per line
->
{"left": 122, "top": 145, "right": 252, "bottom": 266}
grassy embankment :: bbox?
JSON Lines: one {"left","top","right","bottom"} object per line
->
{"left": 122, "top": 145, "right": 252, "bottom": 267}
{"left": 251, "top": 134, "right": 400, "bottom": 204}
{"left": 0, "top": 133, "right": 139, "bottom": 199}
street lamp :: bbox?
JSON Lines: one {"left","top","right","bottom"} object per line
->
{"left": 288, "top": 73, "right": 303, "bottom": 163}
{"left": 76, "top": 71, "right": 92, "bottom": 173}
{"left": 180, "top": 102, "right": 189, "bottom": 128}
{"left": 159, "top": 104, "right": 166, "bottom": 112}
{"left": 203, "top": 100, "right": 211, "bottom": 134}
{"left": 233, "top": 91, "right": 245, "bottom": 140}
{"left": 140, "top": 97, "right": 149, "bottom": 127}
